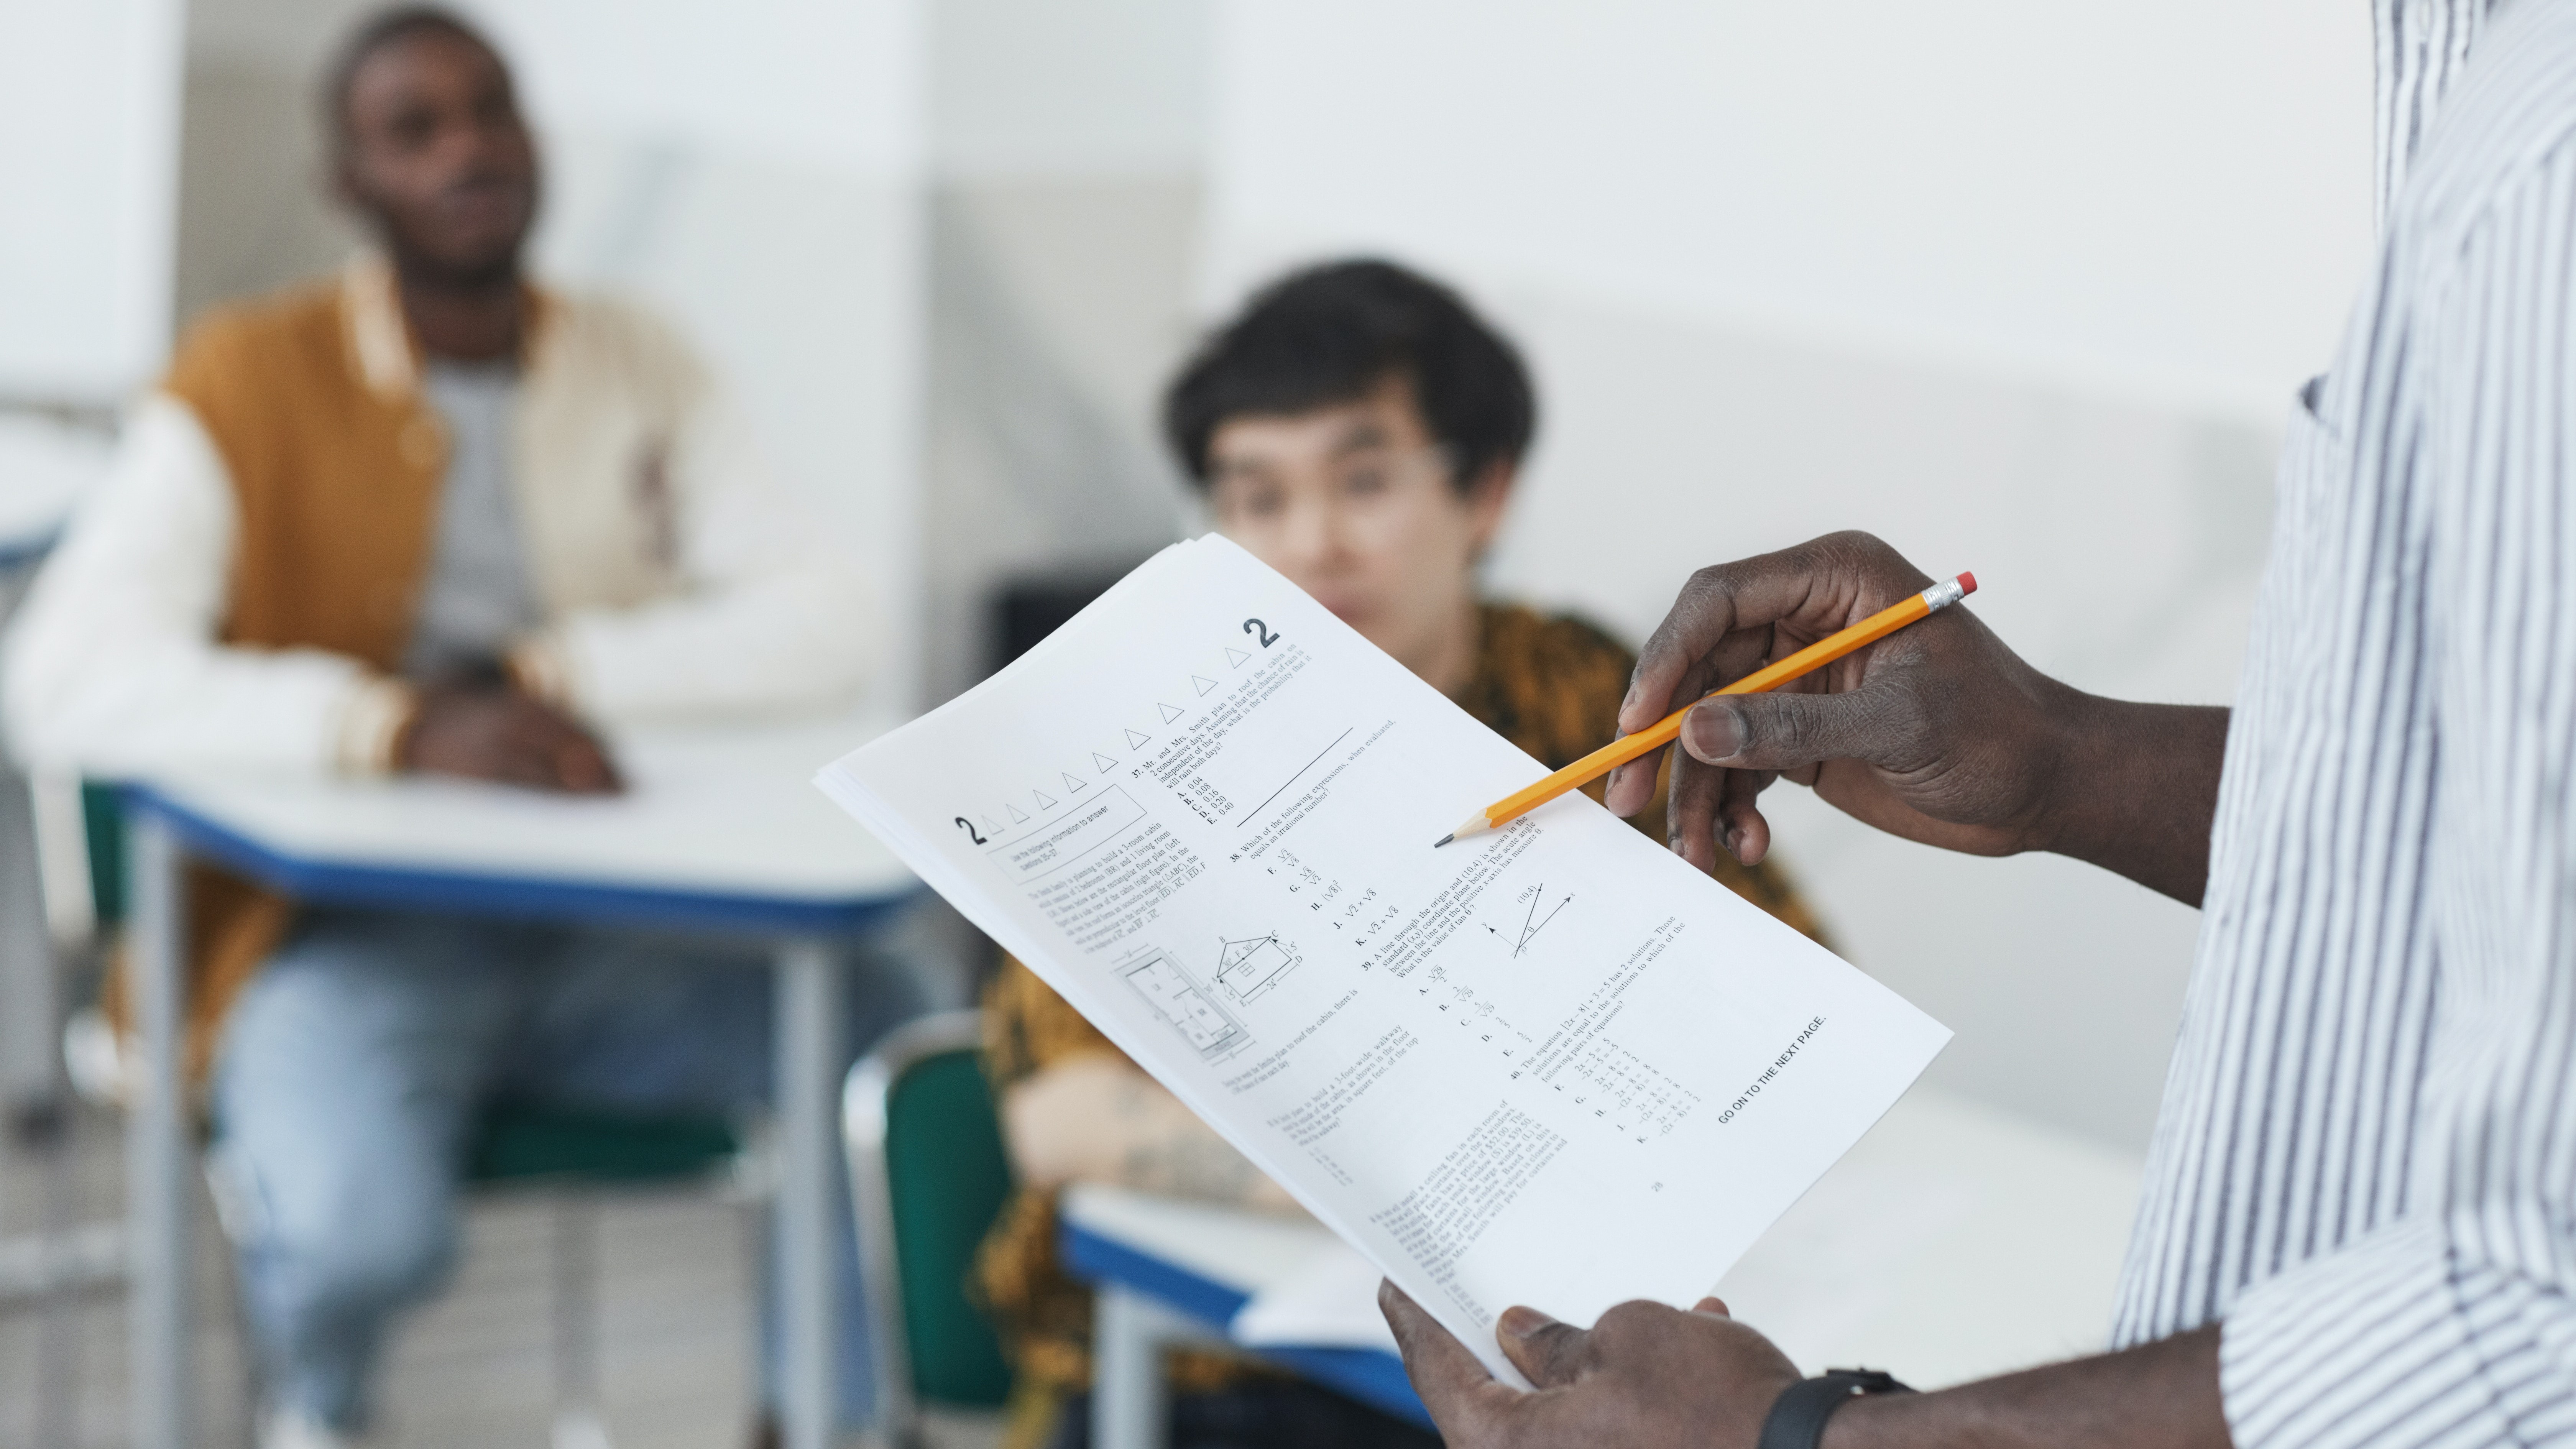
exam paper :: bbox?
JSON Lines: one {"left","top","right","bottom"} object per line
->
{"left": 816, "top": 535, "right": 1949, "bottom": 1383}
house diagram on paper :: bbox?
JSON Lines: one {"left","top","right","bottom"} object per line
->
{"left": 1214, "top": 932, "right": 1300, "bottom": 1004}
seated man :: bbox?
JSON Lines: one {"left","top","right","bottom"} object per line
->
{"left": 1, "top": 10, "right": 917, "bottom": 1447}
{"left": 975, "top": 259, "right": 1829, "bottom": 1449}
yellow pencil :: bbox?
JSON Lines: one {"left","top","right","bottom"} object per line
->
{"left": 1433, "top": 572, "right": 1979, "bottom": 847}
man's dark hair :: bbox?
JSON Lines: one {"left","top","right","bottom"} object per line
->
{"left": 321, "top": 5, "right": 500, "bottom": 151}
{"left": 1163, "top": 259, "right": 1537, "bottom": 490}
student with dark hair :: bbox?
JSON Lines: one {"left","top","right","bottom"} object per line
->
{"left": 970, "top": 260, "right": 1827, "bottom": 1449}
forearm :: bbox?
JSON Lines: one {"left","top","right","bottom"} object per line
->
{"left": 1003, "top": 1056, "right": 1301, "bottom": 1213}
{"left": 2035, "top": 695, "right": 2229, "bottom": 906}
{"left": 557, "top": 396, "right": 876, "bottom": 724}
{"left": 2, "top": 640, "right": 404, "bottom": 777}
{"left": 540, "top": 567, "right": 873, "bottom": 723}
{"left": 1829, "top": 1326, "right": 2229, "bottom": 1449}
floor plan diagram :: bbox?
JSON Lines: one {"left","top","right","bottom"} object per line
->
{"left": 1116, "top": 948, "right": 1249, "bottom": 1060}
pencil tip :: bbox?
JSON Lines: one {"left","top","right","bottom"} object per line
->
{"left": 1431, "top": 833, "right": 1454, "bottom": 849}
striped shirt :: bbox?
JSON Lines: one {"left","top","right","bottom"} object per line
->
{"left": 2108, "top": 3, "right": 2576, "bottom": 1447}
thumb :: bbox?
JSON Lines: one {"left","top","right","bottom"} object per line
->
{"left": 1497, "top": 1305, "right": 1592, "bottom": 1389}
{"left": 1680, "top": 685, "right": 1915, "bottom": 773}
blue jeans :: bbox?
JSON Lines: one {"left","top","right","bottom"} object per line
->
{"left": 209, "top": 907, "right": 927, "bottom": 1432}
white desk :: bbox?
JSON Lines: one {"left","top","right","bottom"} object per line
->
{"left": 1058, "top": 1184, "right": 1427, "bottom": 1447}
{"left": 1063, "top": 1087, "right": 2144, "bottom": 1447}
{"left": 0, "top": 410, "right": 108, "bottom": 566}
{"left": 1708, "top": 1086, "right": 2144, "bottom": 1386}
{"left": 121, "top": 715, "right": 918, "bottom": 1449}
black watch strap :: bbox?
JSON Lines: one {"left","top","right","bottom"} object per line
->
{"left": 1756, "top": 1368, "right": 1915, "bottom": 1449}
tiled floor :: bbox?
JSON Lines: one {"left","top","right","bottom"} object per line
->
{"left": 0, "top": 1104, "right": 1003, "bottom": 1449}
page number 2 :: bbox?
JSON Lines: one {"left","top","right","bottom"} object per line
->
{"left": 1244, "top": 618, "right": 1280, "bottom": 647}
{"left": 955, "top": 816, "right": 987, "bottom": 845}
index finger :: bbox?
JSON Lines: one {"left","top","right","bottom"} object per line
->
{"left": 1380, "top": 1281, "right": 1526, "bottom": 1445}
{"left": 1619, "top": 532, "right": 1930, "bottom": 738}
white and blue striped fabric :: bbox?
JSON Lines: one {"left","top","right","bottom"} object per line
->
{"left": 2108, "top": 3, "right": 2576, "bottom": 1446}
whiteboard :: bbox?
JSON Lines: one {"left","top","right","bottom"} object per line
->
{"left": 0, "top": 0, "right": 185, "bottom": 405}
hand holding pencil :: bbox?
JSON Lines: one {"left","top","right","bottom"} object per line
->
{"left": 1436, "top": 571, "right": 1978, "bottom": 847}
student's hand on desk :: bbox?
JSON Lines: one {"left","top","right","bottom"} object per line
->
{"left": 1381, "top": 1282, "right": 1797, "bottom": 1449}
{"left": 398, "top": 683, "right": 624, "bottom": 794}
{"left": 1601, "top": 530, "right": 2228, "bottom": 906}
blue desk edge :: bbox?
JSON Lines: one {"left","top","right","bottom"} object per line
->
{"left": 121, "top": 781, "right": 919, "bottom": 936}
{"left": 1059, "top": 1218, "right": 1431, "bottom": 1429}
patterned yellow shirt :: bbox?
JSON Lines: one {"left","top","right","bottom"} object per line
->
{"left": 975, "top": 602, "right": 1827, "bottom": 1408}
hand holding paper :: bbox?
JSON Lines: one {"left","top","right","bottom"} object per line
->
{"left": 816, "top": 536, "right": 1948, "bottom": 1381}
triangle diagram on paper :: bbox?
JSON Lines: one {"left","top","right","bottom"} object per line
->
{"left": 1125, "top": 728, "right": 1151, "bottom": 749}
{"left": 1093, "top": 752, "right": 1119, "bottom": 773}
{"left": 1007, "top": 803, "right": 1031, "bottom": 823}
{"left": 1033, "top": 789, "right": 1057, "bottom": 809}
{"left": 1062, "top": 772, "right": 1087, "bottom": 792}
{"left": 981, "top": 815, "right": 1002, "bottom": 835}
{"left": 1226, "top": 647, "right": 1251, "bottom": 667}
{"left": 1159, "top": 702, "right": 1184, "bottom": 723}
{"left": 1192, "top": 675, "right": 1217, "bottom": 695}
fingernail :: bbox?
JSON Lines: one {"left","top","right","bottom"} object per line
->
{"left": 1498, "top": 1306, "right": 1557, "bottom": 1340}
{"left": 1669, "top": 836, "right": 1686, "bottom": 856}
{"left": 1684, "top": 704, "right": 1743, "bottom": 761}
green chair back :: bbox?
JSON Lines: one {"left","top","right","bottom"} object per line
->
{"left": 81, "top": 780, "right": 124, "bottom": 927}
{"left": 877, "top": 1039, "right": 1016, "bottom": 1408}
{"left": 467, "top": 1106, "right": 741, "bottom": 1185}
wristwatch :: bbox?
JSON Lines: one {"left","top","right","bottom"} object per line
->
{"left": 1755, "top": 1368, "right": 1915, "bottom": 1449}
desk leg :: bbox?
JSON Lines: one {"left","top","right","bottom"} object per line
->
{"left": 1095, "top": 1285, "right": 1212, "bottom": 1449}
{"left": 775, "top": 938, "right": 842, "bottom": 1449}
{"left": 127, "top": 811, "right": 188, "bottom": 1449}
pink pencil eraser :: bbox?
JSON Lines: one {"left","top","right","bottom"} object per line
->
{"left": 1957, "top": 571, "right": 1978, "bottom": 596}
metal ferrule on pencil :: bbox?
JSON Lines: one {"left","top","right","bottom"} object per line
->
{"left": 1919, "top": 575, "right": 1971, "bottom": 613}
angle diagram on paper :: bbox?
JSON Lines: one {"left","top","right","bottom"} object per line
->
{"left": 1487, "top": 883, "right": 1573, "bottom": 959}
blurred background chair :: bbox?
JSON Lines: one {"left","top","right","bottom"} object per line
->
{"left": 843, "top": 1010, "right": 1016, "bottom": 1449}
{"left": 462, "top": 1106, "right": 761, "bottom": 1449}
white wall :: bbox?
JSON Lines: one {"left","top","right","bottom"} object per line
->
{"left": 931, "top": 0, "right": 1206, "bottom": 179}
{"left": 1211, "top": 0, "right": 2372, "bottom": 419}
{"left": 0, "top": 0, "right": 186, "bottom": 405}
{"left": 915, "top": 0, "right": 1212, "bottom": 705}
{"left": 1205, "top": 0, "right": 2378, "bottom": 1149}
